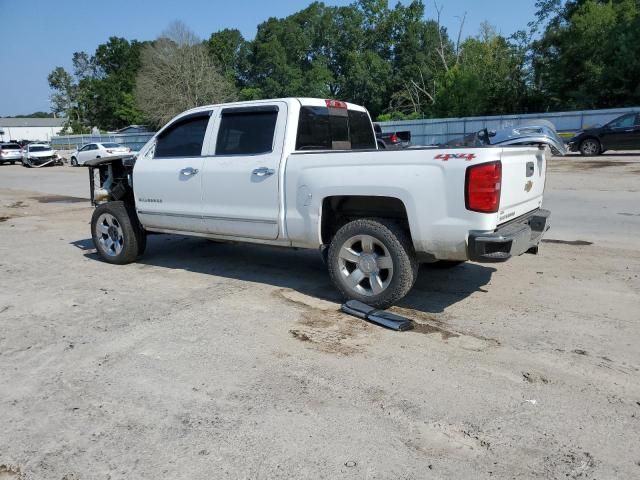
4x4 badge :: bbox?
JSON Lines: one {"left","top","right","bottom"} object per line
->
{"left": 434, "top": 153, "right": 476, "bottom": 161}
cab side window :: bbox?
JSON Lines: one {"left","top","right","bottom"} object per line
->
{"left": 611, "top": 115, "right": 635, "bottom": 129}
{"left": 215, "top": 107, "right": 278, "bottom": 156}
{"left": 155, "top": 113, "right": 210, "bottom": 158}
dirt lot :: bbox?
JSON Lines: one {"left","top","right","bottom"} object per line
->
{"left": 1, "top": 155, "right": 639, "bottom": 479}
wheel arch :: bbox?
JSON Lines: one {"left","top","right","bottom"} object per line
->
{"left": 320, "top": 195, "right": 412, "bottom": 245}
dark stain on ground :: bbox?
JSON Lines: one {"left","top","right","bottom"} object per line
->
{"left": 572, "top": 160, "right": 635, "bottom": 169}
{"left": 572, "top": 349, "right": 588, "bottom": 356}
{"left": 411, "top": 322, "right": 460, "bottom": 339}
{"left": 542, "top": 239, "right": 593, "bottom": 246}
{"left": 0, "top": 216, "right": 12, "bottom": 223}
{"left": 618, "top": 212, "right": 640, "bottom": 217}
{"left": 32, "top": 194, "right": 86, "bottom": 204}
{"left": 289, "top": 329, "right": 311, "bottom": 342}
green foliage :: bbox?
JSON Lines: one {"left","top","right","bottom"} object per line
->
{"left": 531, "top": 0, "right": 640, "bottom": 110}
{"left": 48, "top": 0, "right": 640, "bottom": 128}
{"left": 47, "top": 37, "right": 146, "bottom": 131}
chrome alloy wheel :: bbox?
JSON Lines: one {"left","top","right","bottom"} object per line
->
{"left": 337, "top": 234, "right": 394, "bottom": 296}
{"left": 96, "top": 213, "right": 124, "bottom": 257}
{"left": 581, "top": 139, "right": 600, "bottom": 155}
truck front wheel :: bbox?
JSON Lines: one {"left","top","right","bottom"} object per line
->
{"left": 327, "top": 218, "right": 418, "bottom": 309}
{"left": 91, "top": 201, "right": 146, "bottom": 264}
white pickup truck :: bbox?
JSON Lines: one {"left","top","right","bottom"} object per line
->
{"left": 86, "top": 98, "right": 560, "bottom": 308}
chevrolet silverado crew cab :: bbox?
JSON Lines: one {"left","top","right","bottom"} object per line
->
{"left": 86, "top": 98, "right": 556, "bottom": 308}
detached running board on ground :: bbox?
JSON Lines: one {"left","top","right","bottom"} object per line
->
{"left": 341, "top": 300, "right": 413, "bottom": 331}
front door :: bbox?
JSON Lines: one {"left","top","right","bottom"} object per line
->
{"left": 134, "top": 110, "right": 214, "bottom": 233}
{"left": 200, "top": 103, "right": 286, "bottom": 240}
{"left": 601, "top": 114, "right": 636, "bottom": 150}
{"left": 78, "top": 144, "right": 96, "bottom": 163}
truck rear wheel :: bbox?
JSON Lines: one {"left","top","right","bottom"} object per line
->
{"left": 327, "top": 218, "right": 418, "bottom": 309}
{"left": 91, "top": 201, "right": 146, "bottom": 264}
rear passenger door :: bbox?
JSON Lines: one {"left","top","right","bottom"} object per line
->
{"left": 200, "top": 103, "right": 286, "bottom": 240}
{"left": 134, "top": 110, "right": 214, "bottom": 233}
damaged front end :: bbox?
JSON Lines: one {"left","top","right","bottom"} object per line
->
{"left": 83, "top": 155, "right": 136, "bottom": 206}
{"left": 448, "top": 121, "right": 567, "bottom": 156}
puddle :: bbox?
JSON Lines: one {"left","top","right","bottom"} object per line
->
{"left": 542, "top": 239, "right": 593, "bottom": 246}
{"left": 31, "top": 195, "right": 87, "bottom": 204}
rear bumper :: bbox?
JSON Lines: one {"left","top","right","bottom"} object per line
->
{"left": 468, "top": 209, "right": 550, "bottom": 263}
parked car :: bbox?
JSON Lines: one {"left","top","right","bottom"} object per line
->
{"left": 568, "top": 112, "right": 640, "bottom": 155}
{"left": 22, "top": 143, "right": 61, "bottom": 168}
{"left": 70, "top": 142, "right": 131, "bottom": 166}
{"left": 84, "top": 97, "right": 559, "bottom": 308}
{"left": 373, "top": 123, "right": 411, "bottom": 149}
{"left": 0, "top": 143, "right": 23, "bottom": 165}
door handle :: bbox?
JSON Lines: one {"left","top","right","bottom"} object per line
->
{"left": 180, "top": 167, "right": 199, "bottom": 176}
{"left": 252, "top": 167, "right": 275, "bottom": 177}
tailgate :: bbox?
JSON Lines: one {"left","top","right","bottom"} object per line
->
{"left": 497, "top": 147, "right": 546, "bottom": 224}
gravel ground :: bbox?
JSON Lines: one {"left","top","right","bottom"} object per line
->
{"left": 0, "top": 155, "right": 639, "bottom": 479}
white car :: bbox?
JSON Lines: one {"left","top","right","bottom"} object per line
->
{"left": 0, "top": 143, "right": 23, "bottom": 164}
{"left": 22, "top": 143, "right": 61, "bottom": 168}
{"left": 85, "top": 97, "right": 561, "bottom": 308}
{"left": 70, "top": 142, "right": 131, "bottom": 166}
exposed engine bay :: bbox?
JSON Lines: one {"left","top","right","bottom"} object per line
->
{"left": 84, "top": 155, "right": 136, "bottom": 206}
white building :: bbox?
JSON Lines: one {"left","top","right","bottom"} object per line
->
{"left": 0, "top": 118, "right": 66, "bottom": 142}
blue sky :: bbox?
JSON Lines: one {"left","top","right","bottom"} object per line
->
{"left": 0, "top": 0, "right": 537, "bottom": 116}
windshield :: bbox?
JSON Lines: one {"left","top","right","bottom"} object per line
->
{"left": 102, "top": 143, "right": 122, "bottom": 148}
{"left": 29, "top": 146, "right": 51, "bottom": 152}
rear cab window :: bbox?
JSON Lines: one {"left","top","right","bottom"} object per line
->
{"left": 296, "top": 101, "right": 376, "bottom": 151}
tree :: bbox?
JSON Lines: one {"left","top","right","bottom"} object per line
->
{"left": 432, "top": 24, "right": 529, "bottom": 117}
{"left": 135, "top": 22, "right": 237, "bottom": 126}
{"left": 48, "top": 36, "right": 147, "bottom": 131}
{"left": 207, "top": 28, "right": 251, "bottom": 86}
{"left": 531, "top": 0, "right": 640, "bottom": 110}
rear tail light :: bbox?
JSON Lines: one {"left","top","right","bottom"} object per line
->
{"left": 390, "top": 133, "right": 399, "bottom": 144}
{"left": 465, "top": 161, "right": 502, "bottom": 213}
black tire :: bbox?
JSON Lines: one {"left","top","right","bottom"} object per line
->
{"left": 579, "top": 138, "right": 601, "bottom": 156}
{"left": 70, "top": 157, "right": 78, "bottom": 166}
{"left": 327, "top": 218, "right": 418, "bottom": 309}
{"left": 91, "top": 201, "right": 146, "bottom": 264}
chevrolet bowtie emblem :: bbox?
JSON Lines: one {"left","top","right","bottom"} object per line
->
{"left": 524, "top": 180, "right": 533, "bottom": 192}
